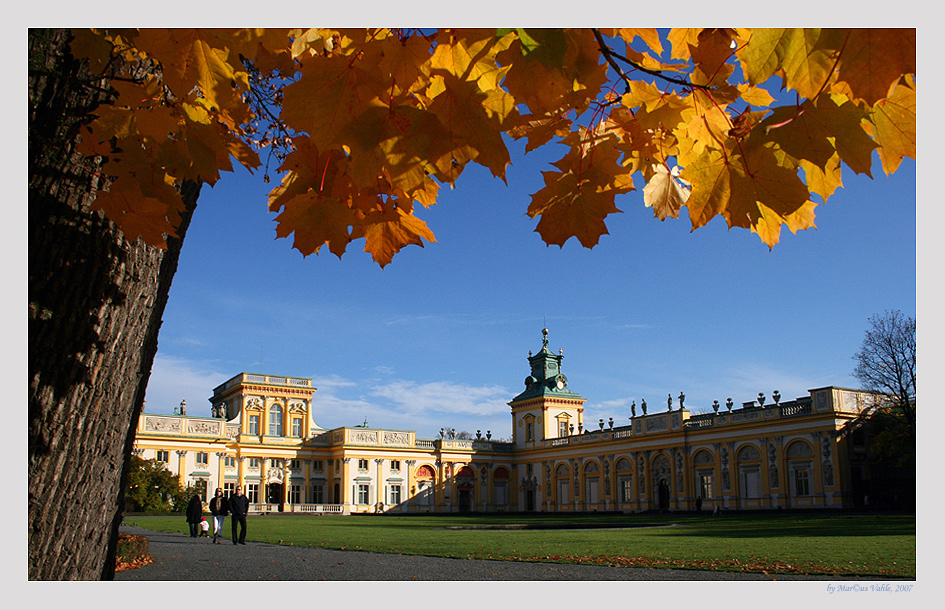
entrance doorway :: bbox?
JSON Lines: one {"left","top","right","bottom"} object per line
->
{"left": 267, "top": 483, "right": 283, "bottom": 510}
{"left": 657, "top": 479, "right": 670, "bottom": 511}
{"left": 458, "top": 489, "right": 472, "bottom": 512}
{"left": 525, "top": 489, "right": 536, "bottom": 511}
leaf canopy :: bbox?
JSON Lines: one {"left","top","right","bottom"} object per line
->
{"left": 67, "top": 27, "right": 916, "bottom": 264}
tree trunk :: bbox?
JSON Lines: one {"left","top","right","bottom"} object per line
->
{"left": 28, "top": 29, "right": 200, "bottom": 580}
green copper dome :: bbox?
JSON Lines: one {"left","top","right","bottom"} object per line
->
{"left": 512, "top": 329, "right": 584, "bottom": 402}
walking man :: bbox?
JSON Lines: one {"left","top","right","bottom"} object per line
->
{"left": 209, "top": 488, "right": 229, "bottom": 544}
{"left": 229, "top": 485, "right": 250, "bottom": 545}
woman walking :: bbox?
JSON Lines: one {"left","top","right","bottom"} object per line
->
{"left": 208, "top": 488, "right": 229, "bottom": 544}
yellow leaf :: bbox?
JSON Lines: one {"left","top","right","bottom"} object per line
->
{"left": 643, "top": 165, "right": 690, "bottom": 221}
{"left": 610, "top": 28, "right": 663, "bottom": 56}
{"left": 680, "top": 141, "right": 810, "bottom": 248}
{"left": 761, "top": 95, "right": 873, "bottom": 171}
{"left": 800, "top": 156, "right": 843, "bottom": 203}
{"left": 280, "top": 52, "right": 385, "bottom": 152}
{"left": 133, "top": 29, "right": 247, "bottom": 112}
{"left": 737, "top": 29, "right": 837, "bottom": 100}
{"left": 341, "top": 105, "right": 448, "bottom": 196}
{"left": 751, "top": 198, "right": 818, "bottom": 247}
{"left": 425, "top": 73, "right": 515, "bottom": 182}
{"left": 527, "top": 132, "right": 630, "bottom": 248}
{"left": 869, "top": 75, "right": 916, "bottom": 175}
{"left": 272, "top": 189, "right": 356, "bottom": 259}
{"left": 737, "top": 83, "right": 775, "bottom": 108}
{"left": 430, "top": 29, "right": 513, "bottom": 91}
{"left": 89, "top": 172, "right": 184, "bottom": 248}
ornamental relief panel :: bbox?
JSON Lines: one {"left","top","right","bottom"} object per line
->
{"left": 350, "top": 430, "right": 379, "bottom": 445}
{"left": 645, "top": 416, "right": 668, "bottom": 433}
{"left": 383, "top": 431, "right": 410, "bottom": 445}
{"left": 187, "top": 420, "right": 220, "bottom": 435}
{"left": 145, "top": 417, "right": 181, "bottom": 433}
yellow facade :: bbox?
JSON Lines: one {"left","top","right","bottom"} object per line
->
{"left": 132, "top": 336, "right": 879, "bottom": 514}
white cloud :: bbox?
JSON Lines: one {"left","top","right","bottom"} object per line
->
{"left": 144, "top": 354, "right": 229, "bottom": 417}
{"left": 369, "top": 380, "right": 510, "bottom": 418}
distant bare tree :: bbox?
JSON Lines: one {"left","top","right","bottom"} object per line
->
{"left": 853, "top": 310, "right": 916, "bottom": 423}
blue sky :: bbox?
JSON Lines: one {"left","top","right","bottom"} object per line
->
{"left": 144, "top": 122, "right": 917, "bottom": 439}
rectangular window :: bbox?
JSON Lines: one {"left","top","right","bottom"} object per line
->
{"left": 698, "top": 473, "right": 714, "bottom": 499}
{"left": 358, "top": 459, "right": 369, "bottom": 470}
{"left": 557, "top": 479, "right": 570, "bottom": 504}
{"left": 357, "top": 484, "right": 370, "bottom": 504}
{"left": 269, "top": 458, "right": 280, "bottom": 469}
{"left": 311, "top": 485, "right": 324, "bottom": 504}
{"left": 156, "top": 450, "right": 169, "bottom": 463}
{"left": 494, "top": 482, "right": 509, "bottom": 506}
{"left": 224, "top": 456, "right": 235, "bottom": 468}
{"left": 389, "top": 484, "right": 401, "bottom": 505}
{"left": 794, "top": 468, "right": 811, "bottom": 496}
{"left": 248, "top": 458, "right": 260, "bottom": 469}
{"left": 620, "top": 478, "right": 633, "bottom": 503}
{"left": 195, "top": 479, "right": 208, "bottom": 501}
{"left": 740, "top": 467, "right": 761, "bottom": 498}
{"left": 559, "top": 420, "right": 569, "bottom": 437}
{"left": 526, "top": 421, "right": 535, "bottom": 442}
{"left": 224, "top": 482, "right": 236, "bottom": 497}
{"left": 246, "top": 483, "right": 259, "bottom": 503}
{"left": 290, "top": 459, "right": 301, "bottom": 470}
{"left": 292, "top": 418, "right": 302, "bottom": 437}
{"left": 390, "top": 460, "right": 400, "bottom": 471}
{"left": 289, "top": 484, "right": 302, "bottom": 504}
{"left": 312, "top": 460, "right": 323, "bottom": 471}
{"left": 248, "top": 415, "right": 260, "bottom": 435}
{"left": 268, "top": 410, "right": 283, "bottom": 436}
{"left": 196, "top": 452, "right": 208, "bottom": 465}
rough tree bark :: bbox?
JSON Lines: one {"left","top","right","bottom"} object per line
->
{"left": 28, "top": 29, "right": 200, "bottom": 580}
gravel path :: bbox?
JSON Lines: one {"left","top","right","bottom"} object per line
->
{"left": 115, "top": 525, "right": 866, "bottom": 581}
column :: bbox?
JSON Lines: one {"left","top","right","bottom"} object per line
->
{"left": 237, "top": 456, "right": 246, "bottom": 490}
{"left": 215, "top": 452, "right": 227, "bottom": 491}
{"left": 435, "top": 460, "right": 444, "bottom": 509}
{"left": 375, "top": 459, "right": 384, "bottom": 511}
{"left": 341, "top": 458, "right": 351, "bottom": 511}
{"left": 404, "top": 460, "right": 416, "bottom": 512}
{"left": 260, "top": 456, "right": 269, "bottom": 505}
{"left": 176, "top": 450, "right": 188, "bottom": 488}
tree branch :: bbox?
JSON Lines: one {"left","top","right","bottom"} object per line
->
{"left": 591, "top": 28, "right": 711, "bottom": 93}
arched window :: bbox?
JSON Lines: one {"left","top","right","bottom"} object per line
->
{"left": 555, "top": 463, "right": 570, "bottom": 505}
{"left": 737, "top": 445, "right": 760, "bottom": 461}
{"left": 692, "top": 450, "right": 714, "bottom": 500}
{"left": 415, "top": 464, "right": 435, "bottom": 506}
{"left": 584, "top": 461, "right": 600, "bottom": 505}
{"left": 268, "top": 404, "right": 283, "bottom": 436}
{"left": 737, "top": 444, "right": 761, "bottom": 498}
{"left": 492, "top": 467, "right": 510, "bottom": 506}
{"left": 786, "top": 441, "right": 814, "bottom": 497}
{"left": 615, "top": 458, "right": 633, "bottom": 503}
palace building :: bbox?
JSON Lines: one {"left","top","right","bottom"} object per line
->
{"left": 131, "top": 329, "right": 883, "bottom": 514}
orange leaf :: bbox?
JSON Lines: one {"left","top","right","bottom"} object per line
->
{"left": 357, "top": 205, "right": 437, "bottom": 268}
{"left": 836, "top": 29, "right": 916, "bottom": 106}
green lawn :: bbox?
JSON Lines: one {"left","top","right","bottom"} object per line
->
{"left": 126, "top": 512, "right": 915, "bottom": 578}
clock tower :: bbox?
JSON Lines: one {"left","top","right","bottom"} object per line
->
{"left": 509, "top": 329, "right": 585, "bottom": 448}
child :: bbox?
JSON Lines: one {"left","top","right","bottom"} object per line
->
{"left": 199, "top": 517, "right": 210, "bottom": 537}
